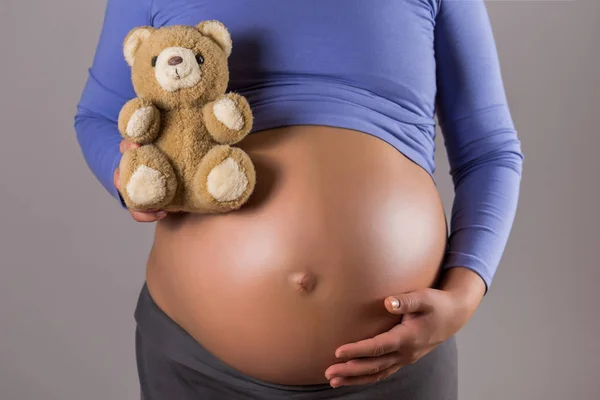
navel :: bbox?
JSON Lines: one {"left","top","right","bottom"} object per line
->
{"left": 288, "top": 272, "right": 318, "bottom": 294}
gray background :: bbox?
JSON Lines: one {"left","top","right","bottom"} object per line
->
{"left": 1, "top": 0, "right": 598, "bottom": 399}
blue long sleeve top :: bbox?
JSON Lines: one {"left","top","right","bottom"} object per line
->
{"left": 74, "top": 0, "right": 524, "bottom": 292}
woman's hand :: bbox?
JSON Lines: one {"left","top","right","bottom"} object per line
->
{"left": 114, "top": 139, "right": 168, "bottom": 222}
{"left": 324, "top": 267, "right": 485, "bottom": 388}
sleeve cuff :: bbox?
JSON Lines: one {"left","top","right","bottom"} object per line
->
{"left": 442, "top": 252, "right": 492, "bottom": 295}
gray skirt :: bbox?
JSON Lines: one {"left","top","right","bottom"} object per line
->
{"left": 134, "top": 283, "right": 458, "bottom": 400}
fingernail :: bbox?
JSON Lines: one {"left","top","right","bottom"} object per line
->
{"left": 390, "top": 297, "right": 400, "bottom": 310}
{"left": 156, "top": 211, "right": 167, "bottom": 218}
{"left": 330, "top": 379, "right": 342, "bottom": 388}
{"left": 335, "top": 351, "right": 344, "bottom": 359}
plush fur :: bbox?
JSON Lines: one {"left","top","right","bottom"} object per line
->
{"left": 117, "top": 21, "right": 256, "bottom": 213}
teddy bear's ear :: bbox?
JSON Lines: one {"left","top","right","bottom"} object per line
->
{"left": 196, "top": 20, "right": 232, "bottom": 58}
{"left": 123, "top": 27, "right": 154, "bottom": 67}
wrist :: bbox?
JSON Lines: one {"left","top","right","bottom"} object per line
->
{"left": 438, "top": 267, "right": 486, "bottom": 317}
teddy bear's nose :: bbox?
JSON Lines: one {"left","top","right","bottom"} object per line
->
{"left": 168, "top": 56, "right": 184, "bottom": 66}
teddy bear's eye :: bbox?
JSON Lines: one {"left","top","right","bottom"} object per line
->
{"left": 195, "top": 54, "right": 204, "bottom": 65}
{"left": 151, "top": 56, "right": 158, "bottom": 67}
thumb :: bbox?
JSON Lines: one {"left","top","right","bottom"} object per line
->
{"left": 385, "top": 290, "right": 433, "bottom": 315}
{"left": 114, "top": 167, "right": 121, "bottom": 191}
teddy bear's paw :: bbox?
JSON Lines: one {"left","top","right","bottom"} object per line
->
{"left": 125, "top": 165, "right": 168, "bottom": 206}
{"left": 206, "top": 157, "right": 249, "bottom": 202}
{"left": 126, "top": 107, "right": 155, "bottom": 139}
{"left": 213, "top": 97, "right": 244, "bottom": 131}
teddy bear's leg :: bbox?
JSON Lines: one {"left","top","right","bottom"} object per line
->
{"left": 202, "top": 93, "right": 253, "bottom": 145}
{"left": 192, "top": 145, "right": 256, "bottom": 212}
{"left": 119, "top": 145, "right": 177, "bottom": 210}
{"left": 118, "top": 98, "right": 161, "bottom": 144}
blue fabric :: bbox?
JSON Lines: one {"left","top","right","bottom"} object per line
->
{"left": 74, "top": 0, "right": 524, "bottom": 291}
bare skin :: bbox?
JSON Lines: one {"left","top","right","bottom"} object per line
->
{"left": 116, "top": 126, "right": 485, "bottom": 387}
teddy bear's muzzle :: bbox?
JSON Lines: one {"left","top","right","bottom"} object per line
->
{"left": 154, "top": 47, "right": 203, "bottom": 92}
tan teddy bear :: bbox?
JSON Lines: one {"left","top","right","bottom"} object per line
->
{"left": 117, "top": 20, "right": 256, "bottom": 214}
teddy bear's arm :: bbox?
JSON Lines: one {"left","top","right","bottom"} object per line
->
{"left": 202, "top": 93, "right": 253, "bottom": 145}
{"left": 118, "top": 98, "right": 161, "bottom": 144}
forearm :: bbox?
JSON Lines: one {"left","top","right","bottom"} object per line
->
{"left": 442, "top": 146, "right": 523, "bottom": 294}
{"left": 435, "top": 157, "right": 522, "bottom": 312}
{"left": 74, "top": 111, "right": 123, "bottom": 204}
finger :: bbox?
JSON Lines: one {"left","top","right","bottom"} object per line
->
{"left": 385, "top": 290, "right": 434, "bottom": 315}
{"left": 120, "top": 139, "right": 140, "bottom": 154}
{"left": 114, "top": 168, "right": 120, "bottom": 191}
{"left": 330, "top": 364, "right": 402, "bottom": 388}
{"left": 325, "top": 353, "right": 399, "bottom": 380}
{"left": 130, "top": 210, "right": 167, "bottom": 222}
{"left": 335, "top": 325, "right": 411, "bottom": 359}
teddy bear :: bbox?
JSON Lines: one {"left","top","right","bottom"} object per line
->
{"left": 117, "top": 20, "right": 256, "bottom": 214}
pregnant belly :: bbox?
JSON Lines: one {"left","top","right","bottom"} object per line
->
{"left": 145, "top": 125, "right": 448, "bottom": 385}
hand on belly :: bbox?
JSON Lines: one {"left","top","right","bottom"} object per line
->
{"left": 325, "top": 266, "right": 486, "bottom": 389}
